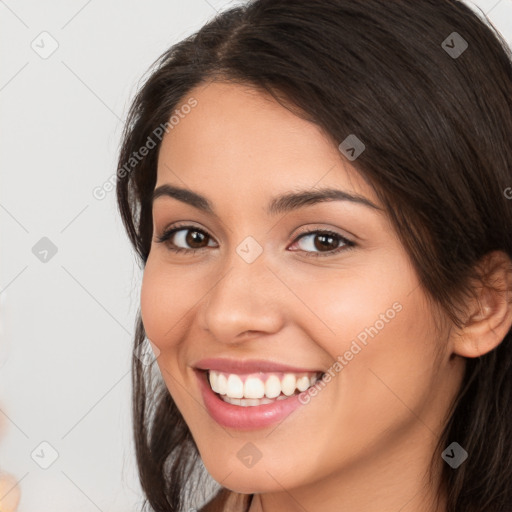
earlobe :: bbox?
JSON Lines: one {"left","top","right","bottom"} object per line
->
{"left": 452, "top": 250, "right": 512, "bottom": 359}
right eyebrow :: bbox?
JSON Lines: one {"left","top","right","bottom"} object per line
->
{"left": 152, "top": 184, "right": 214, "bottom": 213}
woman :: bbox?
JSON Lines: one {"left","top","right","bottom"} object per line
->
{"left": 116, "top": 1, "right": 512, "bottom": 511}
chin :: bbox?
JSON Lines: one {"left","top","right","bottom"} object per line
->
{"left": 210, "top": 473, "right": 280, "bottom": 495}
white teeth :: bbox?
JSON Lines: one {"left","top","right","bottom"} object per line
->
{"left": 265, "top": 375, "right": 282, "bottom": 398}
{"left": 296, "top": 376, "right": 310, "bottom": 392}
{"left": 225, "top": 397, "right": 241, "bottom": 406}
{"left": 281, "top": 373, "right": 297, "bottom": 396}
{"left": 226, "top": 374, "right": 244, "bottom": 398}
{"left": 222, "top": 396, "right": 275, "bottom": 406}
{"left": 217, "top": 373, "right": 227, "bottom": 395}
{"left": 209, "top": 371, "right": 219, "bottom": 393}
{"left": 244, "top": 377, "right": 265, "bottom": 399}
{"left": 242, "top": 398, "right": 262, "bottom": 406}
{"left": 207, "top": 370, "right": 322, "bottom": 400}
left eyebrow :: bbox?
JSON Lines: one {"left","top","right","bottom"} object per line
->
{"left": 152, "top": 184, "right": 382, "bottom": 215}
{"left": 266, "top": 187, "right": 382, "bottom": 216}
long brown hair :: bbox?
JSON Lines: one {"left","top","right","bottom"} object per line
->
{"left": 116, "top": 1, "right": 512, "bottom": 510}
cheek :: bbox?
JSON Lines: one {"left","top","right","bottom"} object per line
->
{"left": 319, "top": 277, "right": 441, "bottom": 436}
{"left": 140, "top": 262, "right": 163, "bottom": 342}
{"left": 283, "top": 259, "right": 440, "bottom": 418}
{"left": 278, "top": 259, "right": 413, "bottom": 358}
{"left": 139, "top": 257, "right": 196, "bottom": 346}
{"left": 139, "top": 259, "right": 198, "bottom": 406}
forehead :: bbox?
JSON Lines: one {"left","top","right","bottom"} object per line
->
{"left": 156, "top": 81, "right": 375, "bottom": 202}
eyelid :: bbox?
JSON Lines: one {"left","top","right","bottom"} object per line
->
{"left": 154, "top": 222, "right": 356, "bottom": 257}
{"left": 154, "top": 222, "right": 216, "bottom": 247}
{"left": 289, "top": 227, "right": 355, "bottom": 258}
{"left": 292, "top": 223, "right": 354, "bottom": 243}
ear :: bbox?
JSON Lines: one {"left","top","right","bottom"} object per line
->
{"left": 452, "top": 250, "right": 512, "bottom": 358}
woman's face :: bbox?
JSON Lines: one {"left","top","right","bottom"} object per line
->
{"left": 141, "top": 81, "right": 465, "bottom": 497}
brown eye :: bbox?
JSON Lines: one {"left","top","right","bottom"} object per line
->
{"left": 313, "top": 233, "right": 339, "bottom": 251}
{"left": 155, "top": 225, "right": 217, "bottom": 253}
{"left": 184, "top": 229, "right": 209, "bottom": 248}
{"left": 289, "top": 230, "right": 355, "bottom": 258}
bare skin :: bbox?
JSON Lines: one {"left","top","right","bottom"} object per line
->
{"left": 0, "top": 409, "right": 21, "bottom": 512}
{"left": 141, "top": 80, "right": 512, "bottom": 512}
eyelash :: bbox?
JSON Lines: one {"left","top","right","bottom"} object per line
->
{"left": 154, "top": 222, "right": 356, "bottom": 258}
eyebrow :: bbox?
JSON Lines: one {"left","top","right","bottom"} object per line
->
{"left": 152, "top": 184, "right": 382, "bottom": 216}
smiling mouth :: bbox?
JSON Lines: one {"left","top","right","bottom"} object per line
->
{"left": 205, "top": 369, "right": 325, "bottom": 407}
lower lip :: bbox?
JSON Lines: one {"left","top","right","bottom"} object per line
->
{"left": 195, "top": 370, "right": 307, "bottom": 430}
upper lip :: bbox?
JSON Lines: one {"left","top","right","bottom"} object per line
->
{"left": 193, "top": 358, "right": 324, "bottom": 374}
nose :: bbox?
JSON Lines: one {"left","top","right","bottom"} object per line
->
{"left": 199, "top": 248, "right": 285, "bottom": 344}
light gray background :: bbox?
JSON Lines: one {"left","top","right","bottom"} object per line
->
{"left": 1, "top": 0, "right": 511, "bottom": 510}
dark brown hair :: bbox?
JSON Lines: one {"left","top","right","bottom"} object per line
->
{"left": 116, "top": 1, "right": 512, "bottom": 510}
